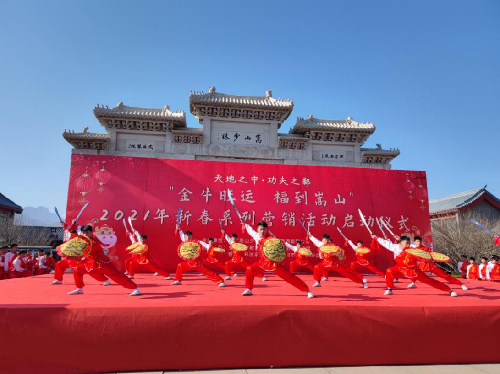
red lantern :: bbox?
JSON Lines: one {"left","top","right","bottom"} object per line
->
{"left": 74, "top": 169, "right": 96, "bottom": 196}
{"left": 415, "top": 184, "right": 428, "bottom": 201}
{"left": 403, "top": 178, "right": 415, "bottom": 192}
{"left": 94, "top": 167, "right": 111, "bottom": 186}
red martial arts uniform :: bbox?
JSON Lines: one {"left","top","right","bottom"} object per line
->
{"left": 127, "top": 244, "right": 171, "bottom": 278}
{"left": 53, "top": 257, "right": 80, "bottom": 281}
{"left": 376, "top": 237, "right": 451, "bottom": 293}
{"left": 285, "top": 242, "right": 315, "bottom": 274}
{"left": 35, "top": 256, "right": 56, "bottom": 275}
{"left": 309, "top": 235, "right": 364, "bottom": 285}
{"left": 459, "top": 261, "right": 468, "bottom": 279}
{"left": 479, "top": 263, "right": 487, "bottom": 280}
{"left": 487, "top": 263, "right": 500, "bottom": 281}
{"left": 175, "top": 231, "right": 224, "bottom": 284}
{"left": 467, "top": 263, "right": 479, "bottom": 280}
{"left": 412, "top": 245, "right": 463, "bottom": 286}
{"left": 223, "top": 234, "right": 248, "bottom": 276}
{"left": 347, "top": 240, "right": 385, "bottom": 277}
{"left": 244, "top": 225, "right": 309, "bottom": 293}
{"left": 10, "top": 258, "right": 31, "bottom": 278}
{"left": 201, "top": 244, "right": 226, "bottom": 273}
{"left": 73, "top": 237, "right": 137, "bottom": 290}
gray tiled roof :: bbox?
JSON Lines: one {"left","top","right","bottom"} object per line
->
{"left": 290, "top": 116, "right": 375, "bottom": 135}
{"left": 0, "top": 193, "right": 23, "bottom": 213}
{"left": 94, "top": 102, "right": 186, "bottom": 123}
{"left": 429, "top": 186, "right": 494, "bottom": 214}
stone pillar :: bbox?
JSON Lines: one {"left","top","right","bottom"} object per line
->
{"left": 203, "top": 117, "right": 211, "bottom": 145}
{"left": 108, "top": 128, "right": 117, "bottom": 152}
{"left": 269, "top": 122, "right": 278, "bottom": 148}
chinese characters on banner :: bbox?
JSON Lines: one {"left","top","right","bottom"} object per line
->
{"left": 67, "top": 155, "right": 431, "bottom": 271}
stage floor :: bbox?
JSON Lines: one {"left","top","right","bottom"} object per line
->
{"left": 1, "top": 273, "right": 500, "bottom": 374}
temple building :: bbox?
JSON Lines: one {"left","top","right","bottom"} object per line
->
{"left": 63, "top": 87, "right": 400, "bottom": 168}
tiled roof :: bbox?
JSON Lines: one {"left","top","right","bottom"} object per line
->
{"left": 63, "top": 131, "right": 110, "bottom": 141}
{"left": 94, "top": 102, "right": 186, "bottom": 123}
{"left": 0, "top": 193, "right": 22, "bottom": 213}
{"left": 429, "top": 186, "right": 500, "bottom": 214}
{"left": 290, "top": 115, "right": 375, "bottom": 134}
{"left": 189, "top": 87, "right": 293, "bottom": 110}
{"left": 360, "top": 147, "right": 400, "bottom": 156}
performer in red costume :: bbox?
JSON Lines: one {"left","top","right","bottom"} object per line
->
{"left": 347, "top": 239, "right": 385, "bottom": 278}
{"left": 373, "top": 235, "right": 458, "bottom": 297}
{"left": 125, "top": 230, "right": 172, "bottom": 280}
{"left": 201, "top": 237, "right": 226, "bottom": 274}
{"left": 67, "top": 225, "right": 141, "bottom": 296}
{"left": 486, "top": 255, "right": 500, "bottom": 281}
{"left": 50, "top": 220, "right": 111, "bottom": 286}
{"left": 172, "top": 225, "right": 226, "bottom": 287}
{"left": 242, "top": 221, "right": 313, "bottom": 298}
{"left": 0, "top": 246, "right": 7, "bottom": 280}
{"left": 4, "top": 244, "right": 17, "bottom": 279}
{"left": 407, "top": 236, "right": 467, "bottom": 291}
{"left": 10, "top": 251, "right": 31, "bottom": 278}
{"left": 221, "top": 230, "right": 254, "bottom": 281}
{"left": 467, "top": 257, "right": 479, "bottom": 280}
{"left": 285, "top": 240, "right": 315, "bottom": 274}
{"left": 309, "top": 233, "right": 367, "bottom": 289}
{"left": 457, "top": 255, "right": 468, "bottom": 279}
{"left": 35, "top": 250, "right": 56, "bottom": 275}
{"left": 479, "top": 257, "right": 488, "bottom": 280}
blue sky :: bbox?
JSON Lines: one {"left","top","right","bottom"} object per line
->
{"left": 1, "top": 0, "right": 499, "bottom": 217}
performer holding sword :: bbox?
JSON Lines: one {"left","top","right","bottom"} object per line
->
{"left": 225, "top": 190, "right": 313, "bottom": 297}
{"left": 51, "top": 203, "right": 111, "bottom": 287}
{"left": 123, "top": 217, "right": 172, "bottom": 280}
{"left": 173, "top": 209, "right": 226, "bottom": 287}
{"left": 366, "top": 210, "right": 458, "bottom": 297}
{"left": 337, "top": 226, "right": 385, "bottom": 278}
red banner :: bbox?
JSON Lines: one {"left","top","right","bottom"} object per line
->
{"left": 66, "top": 155, "right": 432, "bottom": 272}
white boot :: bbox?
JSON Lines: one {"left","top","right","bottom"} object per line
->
{"left": 262, "top": 276, "right": 268, "bottom": 281}
{"left": 233, "top": 272, "right": 238, "bottom": 277}
{"left": 407, "top": 282, "right": 416, "bottom": 288}
{"left": 218, "top": 282, "right": 226, "bottom": 287}
{"left": 164, "top": 276, "right": 173, "bottom": 280}
{"left": 130, "top": 288, "right": 142, "bottom": 296}
{"left": 103, "top": 279, "right": 111, "bottom": 286}
{"left": 153, "top": 272, "right": 159, "bottom": 276}
{"left": 312, "top": 281, "right": 321, "bottom": 288}
{"left": 124, "top": 271, "right": 129, "bottom": 275}
{"left": 242, "top": 289, "right": 253, "bottom": 296}
{"left": 307, "top": 291, "right": 314, "bottom": 299}
{"left": 363, "top": 279, "right": 368, "bottom": 289}
{"left": 384, "top": 289, "right": 393, "bottom": 296}
{"left": 450, "top": 291, "right": 458, "bottom": 297}
{"left": 394, "top": 279, "right": 399, "bottom": 283}
{"left": 127, "top": 275, "right": 134, "bottom": 279}
{"left": 67, "top": 288, "right": 83, "bottom": 295}
{"left": 171, "top": 280, "right": 181, "bottom": 285}
{"left": 321, "top": 277, "right": 329, "bottom": 281}
{"left": 224, "top": 275, "right": 232, "bottom": 280}
{"left": 461, "top": 284, "right": 468, "bottom": 290}
{"left": 50, "top": 280, "right": 62, "bottom": 285}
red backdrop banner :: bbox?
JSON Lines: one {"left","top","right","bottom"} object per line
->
{"left": 66, "top": 155, "right": 432, "bottom": 272}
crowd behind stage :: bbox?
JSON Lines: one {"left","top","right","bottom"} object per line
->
{"left": 0, "top": 241, "right": 499, "bottom": 282}
{"left": 0, "top": 244, "right": 56, "bottom": 279}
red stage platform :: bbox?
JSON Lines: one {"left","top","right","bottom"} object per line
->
{"left": 1, "top": 273, "right": 499, "bottom": 374}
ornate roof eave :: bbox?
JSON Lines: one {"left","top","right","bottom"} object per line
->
{"left": 290, "top": 115, "right": 376, "bottom": 135}
{"left": 189, "top": 86, "right": 294, "bottom": 126}
{"left": 360, "top": 147, "right": 400, "bottom": 157}
{"left": 63, "top": 129, "right": 109, "bottom": 150}
{"left": 94, "top": 102, "right": 186, "bottom": 128}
